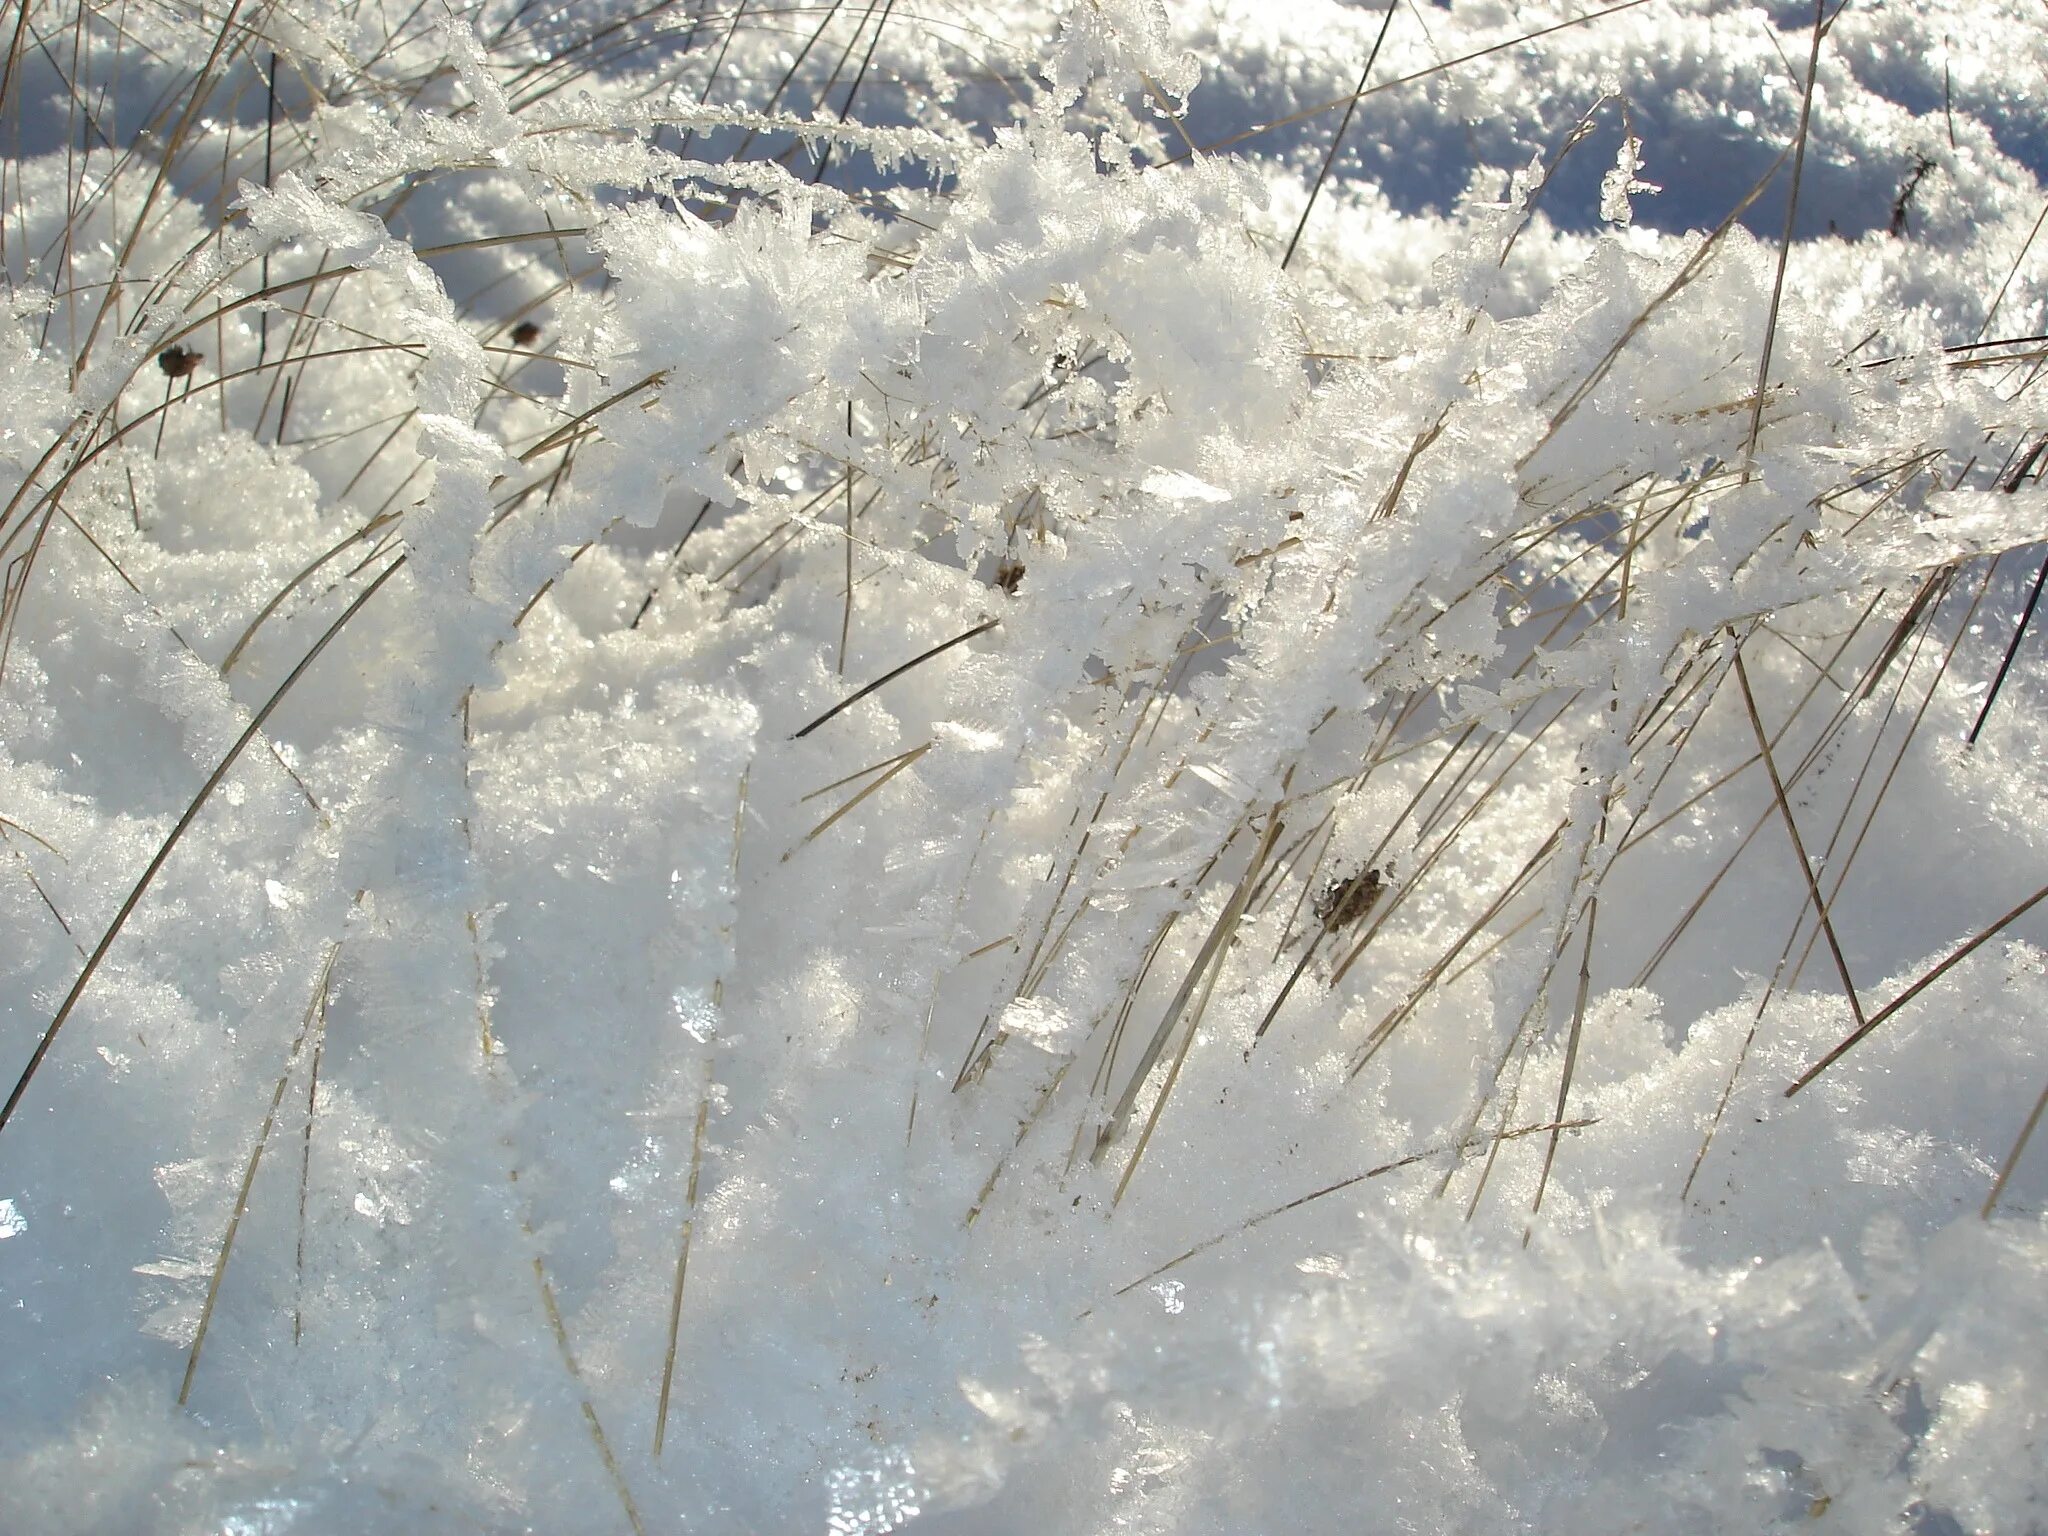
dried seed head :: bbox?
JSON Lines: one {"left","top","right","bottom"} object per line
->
{"left": 1314, "top": 866, "right": 1384, "bottom": 932}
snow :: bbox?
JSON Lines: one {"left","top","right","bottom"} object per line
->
{"left": 0, "top": 0, "right": 2044, "bottom": 1531}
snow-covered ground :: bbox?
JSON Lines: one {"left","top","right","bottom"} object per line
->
{"left": 0, "top": 0, "right": 2044, "bottom": 1530}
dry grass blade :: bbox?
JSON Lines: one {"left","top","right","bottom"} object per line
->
{"left": 1674, "top": 590, "right": 1950, "bottom": 1200}
{"left": 292, "top": 932, "right": 336, "bottom": 1350}
{"left": 0, "top": 556, "right": 405, "bottom": 1141}
{"left": 1105, "top": 810, "right": 1284, "bottom": 1205}
{"left": 1, "top": 518, "right": 60, "bottom": 684}
{"left": 811, "top": 0, "right": 898, "bottom": 186}
{"left": 1526, "top": 894, "right": 1597, "bottom": 1238}
{"left": 1975, "top": 199, "right": 2048, "bottom": 344}
{"left": 782, "top": 741, "right": 930, "bottom": 859}
{"left": 1863, "top": 568, "right": 1953, "bottom": 700}
{"left": 1778, "top": 570, "right": 1993, "bottom": 1001}
{"left": 1105, "top": 1117, "right": 1598, "bottom": 1304}
{"left": 530, "top": 1251, "right": 648, "bottom": 1536}
{"left": 54, "top": 505, "right": 321, "bottom": 810}
{"left": 839, "top": 399, "right": 856, "bottom": 671}
{"left": 790, "top": 616, "right": 998, "bottom": 740}
{"left": 1632, "top": 608, "right": 1898, "bottom": 991}
{"left": 1138, "top": 68, "right": 1198, "bottom": 155}
{"left": 1373, "top": 407, "right": 1450, "bottom": 522}
{"left": 731, "top": 0, "right": 846, "bottom": 161}
{"left": 72, "top": 0, "right": 248, "bottom": 383}
{"left": 1787, "top": 878, "right": 2048, "bottom": 1095}
{"left": 1981, "top": 1079, "right": 2047, "bottom": 1219}
{"left": 1159, "top": 0, "right": 1661, "bottom": 166}
{"left": 180, "top": 940, "right": 341, "bottom": 1405}
{"left": 1330, "top": 690, "right": 1581, "bottom": 994}
{"left": 1348, "top": 825, "right": 1563, "bottom": 1080}
{"left": 1732, "top": 648, "right": 1866, "bottom": 1029}
{"left": 799, "top": 741, "right": 930, "bottom": 804}
{"left": 1966, "top": 549, "right": 2046, "bottom": 746}
{"left": 1074, "top": 911, "right": 1178, "bottom": 1171}
{"left": 0, "top": 410, "right": 93, "bottom": 552}
{"left": 156, "top": 230, "right": 594, "bottom": 357}
{"left": 1519, "top": 145, "right": 1792, "bottom": 474}
{"left": 1743, "top": 0, "right": 1829, "bottom": 472}
{"left": 1683, "top": 977, "right": 1774, "bottom": 1205}
{"left": 629, "top": 494, "right": 716, "bottom": 628}
{"left": 512, "top": 370, "right": 668, "bottom": 467}
{"left": 0, "top": 0, "right": 32, "bottom": 124}
{"left": 674, "top": 0, "right": 752, "bottom": 160}
{"left": 965, "top": 1059, "right": 1069, "bottom": 1227}
{"left": 1450, "top": 805, "right": 1619, "bottom": 1219}
{"left": 2, "top": 347, "right": 425, "bottom": 613}
{"left": 1248, "top": 938, "right": 1323, "bottom": 1054}
{"left": 908, "top": 805, "right": 1006, "bottom": 1140}
{"left": 1281, "top": 0, "right": 1397, "bottom": 270}
{"left": 0, "top": 814, "right": 61, "bottom": 858}
{"left": 653, "top": 1072, "right": 712, "bottom": 1457}
{"left": 222, "top": 511, "right": 405, "bottom": 676}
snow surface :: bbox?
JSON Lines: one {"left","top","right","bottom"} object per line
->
{"left": 0, "top": 0, "right": 2044, "bottom": 1530}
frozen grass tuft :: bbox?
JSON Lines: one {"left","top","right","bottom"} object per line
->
{"left": 0, "top": 0, "right": 2045, "bottom": 1530}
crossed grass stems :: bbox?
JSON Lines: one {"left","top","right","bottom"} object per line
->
{"left": 0, "top": 0, "right": 2044, "bottom": 1522}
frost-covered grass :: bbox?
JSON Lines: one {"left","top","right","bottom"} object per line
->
{"left": 0, "top": 0, "right": 2045, "bottom": 1530}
